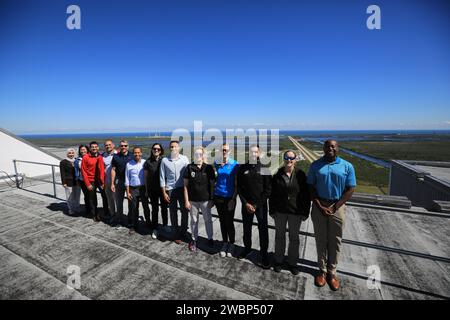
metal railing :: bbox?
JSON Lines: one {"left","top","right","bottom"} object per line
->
{"left": 11, "top": 159, "right": 450, "bottom": 265}
{"left": 13, "top": 159, "right": 60, "bottom": 198}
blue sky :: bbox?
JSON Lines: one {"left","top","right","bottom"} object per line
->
{"left": 0, "top": 0, "right": 449, "bottom": 134}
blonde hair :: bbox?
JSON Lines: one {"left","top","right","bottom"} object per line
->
{"left": 193, "top": 146, "right": 208, "bottom": 164}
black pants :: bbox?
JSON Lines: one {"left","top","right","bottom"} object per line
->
{"left": 168, "top": 187, "right": 189, "bottom": 239}
{"left": 128, "top": 186, "right": 150, "bottom": 229}
{"left": 215, "top": 196, "right": 236, "bottom": 244}
{"left": 79, "top": 180, "right": 90, "bottom": 215}
{"left": 85, "top": 181, "right": 108, "bottom": 218}
{"left": 242, "top": 202, "right": 269, "bottom": 256}
{"left": 148, "top": 188, "right": 168, "bottom": 229}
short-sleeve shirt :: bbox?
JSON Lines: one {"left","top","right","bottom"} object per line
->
{"left": 307, "top": 156, "right": 356, "bottom": 201}
{"left": 214, "top": 158, "right": 238, "bottom": 198}
{"left": 111, "top": 152, "right": 133, "bottom": 182}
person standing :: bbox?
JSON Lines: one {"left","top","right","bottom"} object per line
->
{"left": 125, "top": 147, "right": 149, "bottom": 234}
{"left": 237, "top": 144, "right": 271, "bottom": 269}
{"left": 270, "top": 150, "right": 311, "bottom": 275}
{"left": 214, "top": 143, "right": 239, "bottom": 258}
{"left": 60, "top": 148, "right": 78, "bottom": 215}
{"left": 103, "top": 139, "right": 117, "bottom": 222}
{"left": 184, "top": 147, "right": 216, "bottom": 252}
{"left": 307, "top": 140, "right": 356, "bottom": 291}
{"left": 111, "top": 140, "right": 133, "bottom": 228}
{"left": 160, "top": 140, "right": 190, "bottom": 244}
{"left": 144, "top": 143, "right": 168, "bottom": 239}
{"left": 74, "top": 145, "right": 89, "bottom": 215}
{"left": 81, "top": 141, "right": 106, "bottom": 222}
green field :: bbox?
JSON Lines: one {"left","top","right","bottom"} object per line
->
{"left": 339, "top": 141, "right": 450, "bottom": 162}
{"left": 290, "top": 139, "right": 390, "bottom": 195}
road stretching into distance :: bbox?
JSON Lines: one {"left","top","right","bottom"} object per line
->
{"left": 288, "top": 136, "right": 319, "bottom": 163}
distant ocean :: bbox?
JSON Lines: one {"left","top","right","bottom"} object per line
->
{"left": 19, "top": 129, "right": 450, "bottom": 139}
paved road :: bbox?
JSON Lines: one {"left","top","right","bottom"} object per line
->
{"left": 288, "top": 136, "right": 318, "bottom": 163}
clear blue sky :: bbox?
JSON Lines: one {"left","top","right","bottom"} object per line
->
{"left": 1, "top": 0, "right": 449, "bottom": 134}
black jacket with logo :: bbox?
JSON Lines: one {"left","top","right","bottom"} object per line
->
{"left": 269, "top": 167, "right": 311, "bottom": 218}
{"left": 184, "top": 163, "right": 216, "bottom": 202}
{"left": 237, "top": 161, "right": 271, "bottom": 208}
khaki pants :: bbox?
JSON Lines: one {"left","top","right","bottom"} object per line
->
{"left": 311, "top": 203, "right": 346, "bottom": 275}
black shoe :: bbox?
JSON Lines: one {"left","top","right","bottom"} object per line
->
{"left": 290, "top": 265, "right": 300, "bottom": 276}
{"left": 208, "top": 239, "right": 214, "bottom": 248}
{"left": 238, "top": 249, "right": 251, "bottom": 260}
{"left": 273, "top": 263, "right": 282, "bottom": 273}
{"left": 260, "top": 254, "right": 270, "bottom": 269}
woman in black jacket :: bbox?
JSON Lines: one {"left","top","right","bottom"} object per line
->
{"left": 60, "top": 148, "right": 78, "bottom": 215}
{"left": 269, "top": 150, "right": 311, "bottom": 275}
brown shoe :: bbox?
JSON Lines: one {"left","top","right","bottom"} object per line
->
{"left": 314, "top": 272, "right": 327, "bottom": 287}
{"left": 174, "top": 239, "right": 183, "bottom": 245}
{"left": 327, "top": 274, "right": 340, "bottom": 291}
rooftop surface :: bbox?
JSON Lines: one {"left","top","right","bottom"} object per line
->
{"left": 1, "top": 181, "right": 449, "bottom": 300}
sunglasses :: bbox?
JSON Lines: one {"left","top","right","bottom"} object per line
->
{"left": 284, "top": 156, "right": 296, "bottom": 161}
{"left": 120, "top": 145, "right": 128, "bottom": 147}
{"left": 153, "top": 148, "right": 161, "bottom": 151}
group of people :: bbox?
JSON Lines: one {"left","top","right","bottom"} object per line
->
{"left": 59, "top": 139, "right": 356, "bottom": 291}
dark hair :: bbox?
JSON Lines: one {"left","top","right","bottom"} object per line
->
{"left": 169, "top": 140, "right": 179, "bottom": 146}
{"left": 150, "top": 143, "right": 164, "bottom": 160}
{"left": 78, "top": 144, "right": 89, "bottom": 156}
{"left": 89, "top": 141, "right": 98, "bottom": 147}
{"left": 133, "top": 146, "right": 142, "bottom": 152}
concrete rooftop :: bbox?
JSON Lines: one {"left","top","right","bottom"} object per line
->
{"left": 1, "top": 179, "right": 449, "bottom": 300}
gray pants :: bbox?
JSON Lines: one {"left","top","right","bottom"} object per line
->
{"left": 65, "top": 185, "right": 81, "bottom": 213}
{"left": 104, "top": 183, "right": 116, "bottom": 217}
{"left": 190, "top": 201, "right": 213, "bottom": 241}
{"left": 311, "top": 203, "right": 346, "bottom": 275}
{"left": 274, "top": 213, "right": 302, "bottom": 266}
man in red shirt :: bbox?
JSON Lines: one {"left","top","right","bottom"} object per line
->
{"left": 81, "top": 141, "right": 106, "bottom": 222}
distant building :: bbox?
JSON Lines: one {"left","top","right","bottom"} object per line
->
{"left": 389, "top": 160, "right": 450, "bottom": 210}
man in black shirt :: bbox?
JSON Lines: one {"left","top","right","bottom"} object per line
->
{"left": 237, "top": 144, "right": 271, "bottom": 268}
{"left": 111, "top": 140, "right": 133, "bottom": 227}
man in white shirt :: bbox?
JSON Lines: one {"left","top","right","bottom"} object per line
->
{"left": 103, "top": 139, "right": 117, "bottom": 223}
{"left": 160, "top": 140, "right": 190, "bottom": 244}
{"left": 125, "top": 147, "right": 150, "bottom": 234}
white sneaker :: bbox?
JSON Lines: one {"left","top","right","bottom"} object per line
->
{"left": 227, "top": 244, "right": 235, "bottom": 257}
{"left": 152, "top": 229, "right": 158, "bottom": 239}
{"left": 220, "top": 243, "right": 228, "bottom": 258}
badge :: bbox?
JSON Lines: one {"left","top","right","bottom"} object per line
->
{"left": 191, "top": 172, "right": 196, "bottom": 178}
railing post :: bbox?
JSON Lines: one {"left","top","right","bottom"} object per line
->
{"left": 51, "top": 165, "right": 57, "bottom": 198}
{"left": 13, "top": 159, "right": 20, "bottom": 188}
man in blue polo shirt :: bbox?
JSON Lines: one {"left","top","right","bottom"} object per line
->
{"left": 307, "top": 139, "right": 356, "bottom": 291}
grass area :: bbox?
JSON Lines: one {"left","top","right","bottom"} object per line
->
{"left": 339, "top": 141, "right": 450, "bottom": 162}
{"left": 288, "top": 139, "right": 389, "bottom": 194}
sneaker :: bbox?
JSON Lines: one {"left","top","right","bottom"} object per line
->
{"left": 188, "top": 241, "right": 197, "bottom": 252}
{"left": 273, "top": 263, "right": 282, "bottom": 273}
{"left": 208, "top": 239, "right": 214, "bottom": 248}
{"left": 220, "top": 243, "right": 228, "bottom": 258}
{"left": 174, "top": 239, "right": 183, "bottom": 245}
{"left": 151, "top": 229, "right": 158, "bottom": 239}
{"left": 115, "top": 225, "right": 123, "bottom": 230}
{"left": 238, "top": 249, "right": 251, "bottom": 260}
{"left": 226, "top": 244, "right": 235, "bottom": 258}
